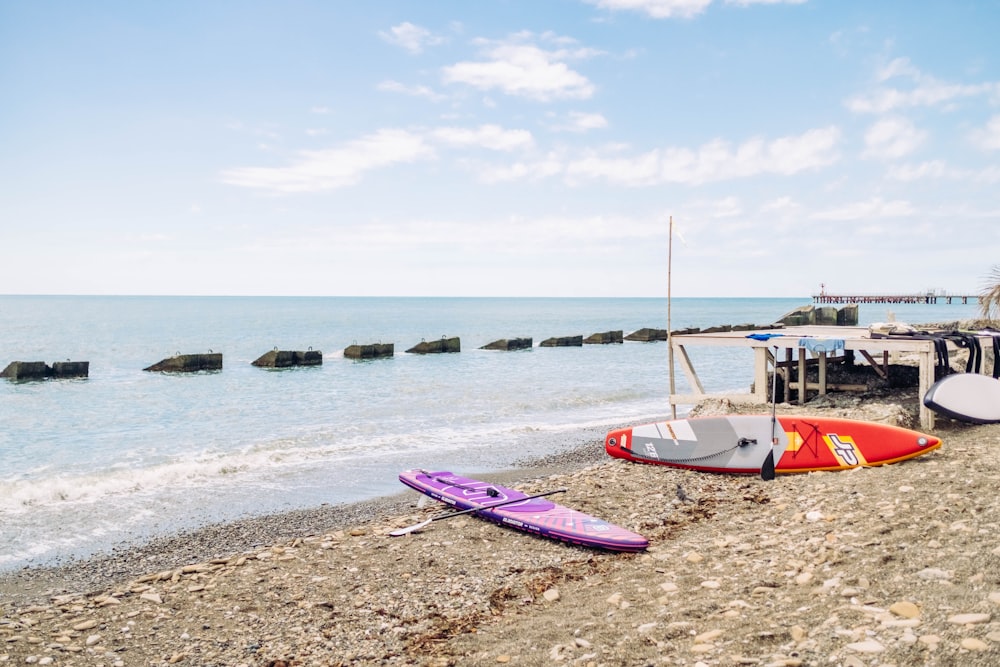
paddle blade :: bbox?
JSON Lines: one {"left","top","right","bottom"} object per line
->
{"left": 389, "top": 519, "right": 432, "bottom": 536}
{"left": 761, "top": 449, "right": 776, "bottom": 481}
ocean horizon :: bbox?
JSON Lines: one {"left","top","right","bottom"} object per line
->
{"left": 0, "top": 295, "right": 983, "bottom": 571}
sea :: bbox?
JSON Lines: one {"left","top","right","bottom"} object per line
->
{"left": 0, "top": 295, "right": 983, "bottom": 571}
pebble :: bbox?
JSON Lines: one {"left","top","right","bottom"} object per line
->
{"left": 961, "top": 637, "right": 989, "bottom": 651}
{"left": 845, "top": 639, "right": 884, "bottom": 653}
{"left": 916, "top": 567, "right": 951, "bottom": 581}
{"left": 947, "top": 612, "right": 991, "bottom": 625}
{"left": 694, "top": 629, "right": 722, "bottom": 643}
{"left": 889, "top": 600, "right": 920, "bottom": 618}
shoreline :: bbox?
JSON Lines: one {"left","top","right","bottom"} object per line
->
{"left": 3, "top": 401, "right": 1000, "bottom": 665}
{"left": 0, "top": 436, "right": 611, "bottom": 609}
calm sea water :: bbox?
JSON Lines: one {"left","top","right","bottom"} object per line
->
{"left": 0, "top": 295, "right": 982, "bottom": 570}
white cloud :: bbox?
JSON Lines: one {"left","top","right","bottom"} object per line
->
{"left": 886, "top": 161, "right": 1000, "bottom": 185}
{"left": 378, "top": 22, "right": 443, "bottom": 54}
{"left": 846, "top": 57, "right": 998, "bottom": 114}
{"left": 563, "top": 126, "right": 840, "bottom": 186}
{"left": 862, "top": 116, "right": 926, "bottom": 160}
{"left": 761, "top": 196, "right": 799, "bottom": 213}
{"left": 475, "top": 154, "right": 566, "bottom": 183}
{"left": 886, "top": 160, "right": 951, "bottom": 181}
{"left": 221, "top": 129, "right": 434, "bottom": 193}
{"left": 442, "top": 34, "right": 598, "bottom": 101}
{"left": 585, "top": 0, "right": 712, "bottom": 19}
{"left": 377, "top": 80, "right": 447, "bottom": 102}
{"left": 972, "top": 114, "right": 1000, "bottom": 150}
{"left": 430, "top": 124, "right": 535, "bottom": 151}
{"left": 726, "top": 0, "right": 807, "bottom": 5}
{"left": 811, "top": 197, "right": 915, "bottom": 221}
{"left": 975, "top": 166, "right": 1000, "bottom": 184}
{"left": 222, "top": 124, "right": 537, "bottom": 192}
{"left": 711, "top": 196, "right": 743, "bottom": 218}
{"left": 553, "top": 111, "right": 609, "bottom": 133}
{"left": 585, "top": 0, "right": 804, "bottom": 19}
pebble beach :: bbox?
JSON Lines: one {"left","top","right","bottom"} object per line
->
{"left": 2, "top": 392, "right": 1000, "bottom": 666}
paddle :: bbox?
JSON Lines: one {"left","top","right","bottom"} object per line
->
{"left": 761, "top": 345, "right": 779, "bottom": 481}
{"left": 389, "top": 488, "right": 568, "bottom": 536}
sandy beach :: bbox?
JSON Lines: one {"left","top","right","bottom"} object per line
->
{"left": 3, "top": 390, "right": 1000, "bottom": 666}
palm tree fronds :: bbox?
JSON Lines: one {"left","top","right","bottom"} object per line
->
{"left": 979, "top": 265, "right": 1000, "bottom": 319}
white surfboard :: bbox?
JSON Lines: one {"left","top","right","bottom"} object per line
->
{"left": 923, "top": 373, "right": 1000, "bottom": 424}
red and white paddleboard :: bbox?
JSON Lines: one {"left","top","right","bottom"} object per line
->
{"left": 605, "top": 415, "right": 940, "bottom": 475}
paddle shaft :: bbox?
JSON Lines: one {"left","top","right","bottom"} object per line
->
{"left": 761, "top": 345, "right": 779, "bottom": 481}
{"left": 433, "top": 487, "right": 567, "bottom": 521}
{"left": 390, "top": 488, "right": 567, "bottom": 536}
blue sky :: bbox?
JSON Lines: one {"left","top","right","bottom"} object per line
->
{"left": 2, "top": 0, "right": 999, "bottom": 298}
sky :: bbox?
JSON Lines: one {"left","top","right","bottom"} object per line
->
{"left": 2, "top": 0, "right": 999, "bottom": 298}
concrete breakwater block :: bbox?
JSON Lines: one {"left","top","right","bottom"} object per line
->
{"left": 344, "top": 343, "right": 394, "bottom": 360}
{"left": 540, "top": 335, "right": 583, "bottom": 347}
{"left": 776, "top": 304, "right": 858, "bottom": 327}
{"left": 2, "top": 361, "right": 50, "bottom": 380}
{"left": 480, "top": 337, "right": 532, "bottom": 351}
{"left": 406, "top": 337, "right": 460, "bottom": 354}
{"left": 837, "top": 304, "right": 858, "bottom": 326}
{"left": 50, "top": 361, "right": 90, "bottom": 378}
{"left": 1, "top": 360, "right": 90, "bottom": 380}
{"left": 144, "top": 353, "right": 223, "bottom": 373}
{"left": 252, "top": 349, "right": 323, "bottom": 368}
{"left": 584, "top": 330, "right": 623, "bottom": 344}
{"left": 625, "top": 328, "right": 667, "bottom": 342}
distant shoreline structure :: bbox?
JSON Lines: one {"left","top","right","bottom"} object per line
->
{"left": 812, "top": 293, "right": 981, "bottom": 305}
{"left": 813, "top": 283, "right": 981, "bottom": 305}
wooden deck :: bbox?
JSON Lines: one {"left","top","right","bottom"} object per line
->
{"left": 668, "top": 325, "right": 990, "bottom": 430}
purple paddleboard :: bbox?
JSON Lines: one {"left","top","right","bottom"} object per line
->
{"left": 398, "top": 470, "right": 648, "bottom": 552}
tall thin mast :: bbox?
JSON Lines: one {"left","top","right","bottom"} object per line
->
{"left": 668, "top": 215, "right": 676, "bottom": 419}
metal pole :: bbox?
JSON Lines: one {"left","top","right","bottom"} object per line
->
{"left": 668, "top": 216, "right": 677, "bottom": 419}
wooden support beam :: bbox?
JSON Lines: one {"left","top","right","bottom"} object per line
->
{"left": 857, "top": 350, "right": 888, "bottom": 379}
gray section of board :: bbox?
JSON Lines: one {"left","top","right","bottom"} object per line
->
{"left": 627, "top": 415, "right": 789, "bottom": 470}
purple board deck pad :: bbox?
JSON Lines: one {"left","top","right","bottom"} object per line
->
{"left": 398, "top": 470, "right": 648, "bottom": 552}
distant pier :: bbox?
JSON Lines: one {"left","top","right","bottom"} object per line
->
{"left": 813, "top": 293, "right": 981, "bottom": 305}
